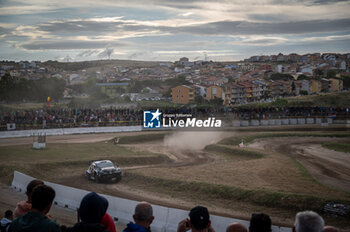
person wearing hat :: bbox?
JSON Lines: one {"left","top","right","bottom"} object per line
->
{"left": 249, "top": 213, "right": 271, "bottom": 232}
{"left": 62, "top": 192, "right": 109, "bottom": 232}
{"left": 177, "top": 206, "right": 215, "bottom": 232}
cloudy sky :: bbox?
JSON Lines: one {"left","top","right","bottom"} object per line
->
{"left": 0, "top": 0, "right": 350, "bottom": 62}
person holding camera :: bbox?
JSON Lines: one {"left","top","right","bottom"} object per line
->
{"left": 177, "top": 206, "right": 215, "bottom": 232}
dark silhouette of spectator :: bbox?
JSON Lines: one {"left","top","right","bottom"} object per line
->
{"left": 226, "top": 222, "right": 247, "bottom": 232}
{"left": 123, "top": 201, "right": 154, "bottom": 232}
{"left": 249, "top": 213, "right": 271, "bottom": 232}
{"left": 293, "top": 211, "right": 324, "bottom": 232}
{"left": 0, "top": 210, "right": 13, "bottom": 232}
{"left": 323, "top": 226, "right": 339, "bottom": 232}
{"left": 62, "top": 192, "right": 109, "bottom": 232}
{"left": 177, "top": 205, "right": 215, "bottom": 232}
{"left": 8, "top": 184, "right": 60, "bottom": 232}
{"left": 13, "top": 179, "right": 44, "bottom": 218}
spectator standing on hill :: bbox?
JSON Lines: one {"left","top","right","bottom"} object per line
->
{"left": 177, "top": 206, "right": 215, "bottom": 232}
{"left": 226, "top": 222, "right": 247, "bottom": 232}
{"left": 293, "top": 211, "right": 324, "bottom": 232}
{"left": 123, "top": 202, "right": 154, "bottom": 232}
{"left": 0, "top": 210, "right": 13, "bottom": 232}
{"left": 13, "top": 179, "right": 44, "bottom": 218}
{"left": 249, "top": 213, "right": 271, "bottom": 232}
{"left": 8, "top": 184, "right": 60, "bottom": 232}
{"left": 62, "top": 192, "right": 109, "bottom": 232}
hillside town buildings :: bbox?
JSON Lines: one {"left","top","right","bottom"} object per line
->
{"left": 1, "top": 52, "right": 349, "bottom": 106}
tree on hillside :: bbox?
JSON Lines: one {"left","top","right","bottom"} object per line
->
{"left": 300, "top": 90, "right": 308, "bottom": 95}
{"left": 165, "top": 75, "right": 190, "bottom": 87}
{"left": 326, "top": 70, "right": 337, "bottom": 79}
{"left": 314, "top": 68, "right": 324, "bottom": 77}
{"left": 0, "top": 74, "right": 65, "bottom": 102}
{"left": 128, "top": 80, "right": 144, "bottom": 92}
{"left": 195, "top": 95, "right": 206, "bottom": 104}
{"left": 291, "top": 81, "right": 296, "bottom": 95}
{"left": 270, "top": 73, "right": 294, "bottom": 81}
{"left": 0, "top": 73, "right": 15, "bottom": 102}
{"left": 341, "top": 75, "right": 350, "bottom": 89}
{"left": 297, "top": 74, "right": 310, "bottom": 80}
{"left": 209, "top": 97, "right": 223, "bottom": 105}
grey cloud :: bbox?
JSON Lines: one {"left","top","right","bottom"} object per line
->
{"left": 139, "top": 0, "right": 212, "bottom": 10}
{"left": 32, "top": 15, "right": 350, "bottom": 36}
{"left": 156, "top": 2, "right": 202, "bottom": 10}
{"left": 0, "top": 26, "right": 13, "bottom": 36}
{"left": 247, "top": 14, "right": 295, "bottom": 22}
{"left": 18, "top": 17, "right": 350, "bottom": 51}
{"left": 169, "top": 18, "right": 350, "bottom": 35}
{"left": 21, "top": 40, "right": 125, "bottom": 50}
{"left": 77, "top": 49, "right": 99, "bottom": 57}
{"left": 36, "top": 20, "right": 153, "bottom": 37}
{"left": 38, "top": 21, "right": 126, "bottom": 34}
{"left": 312, "top": 0, "right": 348, "bottom": 4}
{"left": 272, "top": 0, "right": 349, "bottom": 5}
{"left": 128, "top": 51, "right": 153, "bottom": 60}
{"left": 98, "top": 48, "right": 114, "bottom": 58}
{"left": 242, "top": 39, "right": 285, "bottom": 45}
{"left": 35, "top": 18, "right": 350, "bottom": 37}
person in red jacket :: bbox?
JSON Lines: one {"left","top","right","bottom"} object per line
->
{"left": 101, "top": 213, "right": 116, "bottom": 232}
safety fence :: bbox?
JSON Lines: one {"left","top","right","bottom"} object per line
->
{"left": 0, "top": 126, "right": 142, "bottom": 138}
{"left": 11, "top": 171, "right": 291, "bottom": 232}
{"left": 0, "top": 120, "right": 141, "bottom": 131}
{"left": 232, "top": 118, "right": 350, "bottom": 127}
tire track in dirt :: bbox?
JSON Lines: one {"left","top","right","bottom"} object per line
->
{"left": 120, "top": 142, "right": 217, "bottom": 169}
{"left": 247, "top": 137, "right": 350, "bottom": 192}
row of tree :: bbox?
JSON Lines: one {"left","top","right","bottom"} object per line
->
{"left": 0, "top": 73, "right": 65, "bottom": 103}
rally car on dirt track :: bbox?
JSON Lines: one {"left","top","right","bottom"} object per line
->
{"left": 86, "top": 160, "right": 122, "bottom": 183}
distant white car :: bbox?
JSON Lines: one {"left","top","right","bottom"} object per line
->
{"left": 86, "top": 160, "right": 122, "bottom": 183}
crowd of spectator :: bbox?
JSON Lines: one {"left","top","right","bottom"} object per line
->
{"left": 232, "top": 106, "right": 350, "bottom": 120}
{"left": 0, "top": 108, "right": 141, "bottom": 130}
{"left": 1, "top": 106, "right": 349, "bottom": 131}
{"left": 2, "top": 179, "right": 342, "bottom": 232}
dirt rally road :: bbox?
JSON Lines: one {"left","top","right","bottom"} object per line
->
{"left": 247, "top": 137, "right": 350, "bottom": 193}
{"left": 1, "top": 132, "right": 350, "bottom": 230}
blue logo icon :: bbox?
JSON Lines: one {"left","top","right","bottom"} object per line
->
{"left": 143, "top": 109, "right": 162, "bottom": 128}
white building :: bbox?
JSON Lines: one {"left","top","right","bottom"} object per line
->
{"left": 276, "top": 64, "right": 283, "bottom": 73}
{"left": 340, "top": 61, "right": 346, "bottom": 70}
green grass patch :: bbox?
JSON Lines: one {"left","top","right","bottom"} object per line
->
{"left": 117, "top": 133, "right": 168, "bottom": 144}
{"left": 205, "top": 144, "right": 265, "bottom": 159}
{"left": 293, "top": 159, "right": 319, "bottom": 184}
{"left": 322, "top": 142, "right": 350, "bottom": 153}
{"left": 30, "top": 155, "right": 169, "bottom": 171}
{"left": 123, "top": 173, "right": 350, "bottom": 213}
{"left": 0, "top": 142, "right": 170, "bottom": 183}
{"left": 219, "top": 132, "right": 350, "bottom": 146}
{"left": 0, "top": 142, "right": 158, "bottom": 164}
